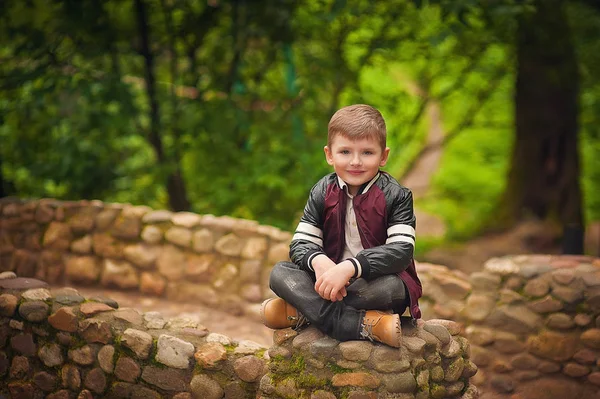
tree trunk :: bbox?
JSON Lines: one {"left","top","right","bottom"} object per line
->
{"left": 167, "top": 170, "right": 190, "bottom": 212}
{"left": 500, "top": 0, "right": 583, "bottom": 253}
{"left": 134, "top": 0, "right": 190, "bottom": 212}
{"left": 0, "top": 156, "right": 13, "bottom": 198}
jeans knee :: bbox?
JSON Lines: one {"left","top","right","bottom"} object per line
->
{"left": 269, "top": 264, "right": 283, "bottom": 287}
{"left": 381, "top": 275, "right": 406, "bottom": 292}
{"left": 274, "top": 261, "right": 293, "bottom": 269}
{"left": 269, "top": 261, "right": 294, "bottom": 288}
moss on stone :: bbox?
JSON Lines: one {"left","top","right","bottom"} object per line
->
{"left": 269, "top": 353, "right": 306, "bottom": 383}
{"left": 337, "top": 387, "right": 352, "bottom": 399}
{"left": 575, "top": 302, "right": 589, "bottom": 313}
{"left": 255, "top": 348, "right": 266, "bottom": 358}
{"left": 270, "top": 354, "right": 286, "bottom": 362}
{"left": 296, "top": 373, "right": 329, "bottom": 390}
{"left": 446, "top": 357, "right": 464, "bottom": 378}
{"left": 210, "top": 371, "right": 231, "bottom": 386}
{"left": 289, "top": 353, "right": 305, "bottom": 374}
{"left": 112, "top": 337, "right": 140, "bottom": 362}
{"left": 70, "top": 334, "right": 88, "bottom": 349}
{"left": 145, "top": 340, "right": 168, "bottom": 369}
{"left": 193, "top": 362, "right": 204, "bottom": 374}
{"left": 150, "top": 338, "right": 159, "bottom": 357}
{"left": 239, "top": 380, "right": 256, "bottom": 392}
{"left": 147, "top": 356, "right": 168, "bottom": 369}
{"left": 430, "top": 382, "right": 446, "bottom": 399}
{"left": 327, "top": 363, "right": 352, "bottom": 374}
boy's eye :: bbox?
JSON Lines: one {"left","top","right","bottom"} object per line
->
{"left": 363, "top": 151, "right": 373, "bottom": 155}
{"left": 340, "top": 150, "right": 350, "bottom": 154}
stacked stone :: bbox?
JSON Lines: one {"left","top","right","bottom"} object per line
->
{"left": 0, "top": 274, "right": 269, "bottom": 398}
{"left": 0, "top": 273, "right": 481, "bottom": 399}
{"left": 259, "top": 321, "right": 478, "bottom": 399}
{"left": 0, "top": 198, "right": 292, "bottom": 318}
{"left": 417, "top": 264, "right": 472, "bottom": 322}
{"left": 458, "top": 255, "right": 600, "bottom": 398}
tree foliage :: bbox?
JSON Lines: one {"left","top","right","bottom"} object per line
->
{"left": 1, "top": 0, "right": 599, "bottom": 240}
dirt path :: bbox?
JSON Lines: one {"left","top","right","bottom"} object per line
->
{"left": 400, "top": 100, "right": 444, "bottom": 199}
{"left": 398, "top": 84, "right": 447, "bottom": 238}
{"left": 70, "top": 286, "right": 273, "bottom": 347}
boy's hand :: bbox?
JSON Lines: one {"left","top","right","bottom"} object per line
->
{"left": 311, "top": 254, "right": 336, "bottom": 281}
{"left": 312, "top": 255, "right": 346, "bottom": 300}
{"left": 315, "top": 261, "right": 354, "bottom": 302}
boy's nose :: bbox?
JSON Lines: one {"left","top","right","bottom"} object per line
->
{"left": 350, "top": 155, "right": 361, "bottom": 166}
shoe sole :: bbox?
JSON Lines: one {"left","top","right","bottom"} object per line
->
{"left": 260, "top": 298, "right": 273, "bottom": 328}
{"left": 377, "top": 313, "right": 401, "bottom": 348}
{"left": 393, "top": 314, "right": 402, "bottom": 348}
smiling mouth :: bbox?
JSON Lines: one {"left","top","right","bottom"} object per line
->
{"left": 347, "top": 171, "right": 364, "bottom": 175}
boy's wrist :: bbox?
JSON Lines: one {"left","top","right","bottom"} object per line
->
{"left": 306, "top": 251, "right": 326, "bottom": 271}
{"left": 336, "top": 260, "right": 356, "bottom": 280}
{"left": 342, "top": 257, "right": 362, "bottom": 278}
{"left": 312, "top": 254, "right": 333, "bottom": 273}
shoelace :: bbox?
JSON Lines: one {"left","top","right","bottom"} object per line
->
{"left": 360, "top": 320, "right": 375, "bottom": 342}
{"left": 288, "top": 313, "right": 309, "bottom": 330}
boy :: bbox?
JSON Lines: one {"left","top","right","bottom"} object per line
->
{"left": 261, "top": 104, "right": 422, "bottom": 348}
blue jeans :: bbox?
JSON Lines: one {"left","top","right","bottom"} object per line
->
{"left": 269, "top": 261, "right": 409, "bottom": 341}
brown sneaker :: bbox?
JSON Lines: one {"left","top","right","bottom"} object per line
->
{"left": 260, "top": 298, "right": 308, "bottom": 329}
{"left": 360, "top": 310, "right": 402, "bottom": 348}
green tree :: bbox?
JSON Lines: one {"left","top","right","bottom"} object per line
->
{"left": 500, "top": 0, "right": 583, "bottom": 248}
{"left": 418, "top": 0, "right": 599, "bottom": 251}
{"left": 2, "top": 0, "right": 599, "bottom": 240}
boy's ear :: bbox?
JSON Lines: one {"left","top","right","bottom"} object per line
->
{"left": 324, "top": 146, "right": 334, "bottom": 166}
{"left": 379, "top": 147, "right": 390, "bottom": 167}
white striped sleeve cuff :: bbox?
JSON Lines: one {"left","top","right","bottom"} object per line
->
{"left": 347, "top": 257, "right": 362, "bottom": 278}
{"left": 292, "top": 222, "right": 324, "bottom": 246}
{"left": 386, "top": 223, "right": 416, "bottom": 246}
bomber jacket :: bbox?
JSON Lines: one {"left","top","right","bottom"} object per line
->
{"left": 289, "top": 171, "right": 422, "bottom": 319}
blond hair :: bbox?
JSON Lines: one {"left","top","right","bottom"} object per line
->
{"left": 327, "top": 104, "right": 387, "bottom": 150}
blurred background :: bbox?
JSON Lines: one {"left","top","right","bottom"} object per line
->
{"left": 1, "top": 0, "right": 599, "bottom": 272}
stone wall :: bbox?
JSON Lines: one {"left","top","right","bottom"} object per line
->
{"left": 4, "top": 198, "right": 600, "bottom": 397}
{"left": 0, "top": 198, "right": 292, "bottom": 318}
{"left": 0, "top": 274, "right": 476, "bottom": 398}
{"left": 417, "top": 255, "right": 600, "bottom": 399}
{"left": 261, "top": 320, "right": 477, "bottom": 399}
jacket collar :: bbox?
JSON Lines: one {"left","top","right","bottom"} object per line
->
{"left": 336, "top": 172, "right": 380, "bottom": 195}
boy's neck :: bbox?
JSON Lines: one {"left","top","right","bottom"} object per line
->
{"left": 336, "top": 172, "right": 381, "bottom": 196}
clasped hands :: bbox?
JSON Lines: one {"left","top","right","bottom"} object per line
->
{"left": 312, "top": 254, "right": 355, "bottom": 302}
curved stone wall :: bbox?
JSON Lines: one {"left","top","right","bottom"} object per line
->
{"left": 261, "top": 320, "right": 477, "bottom": 399}
{"left": 4, "top": 198, "right": 600, "bottom": 397}
{"left": 418, "top": 255, "right": 600, "bottom": 398}
{"left": 0, "top": 198, "right": 292, "bottom": 318}
{"left": 0, "top": 274, "right": 476, "bottom": 398}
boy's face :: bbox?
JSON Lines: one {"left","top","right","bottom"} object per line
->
{"left": 324, "top": 134, "right": 390, "bottom": 195}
